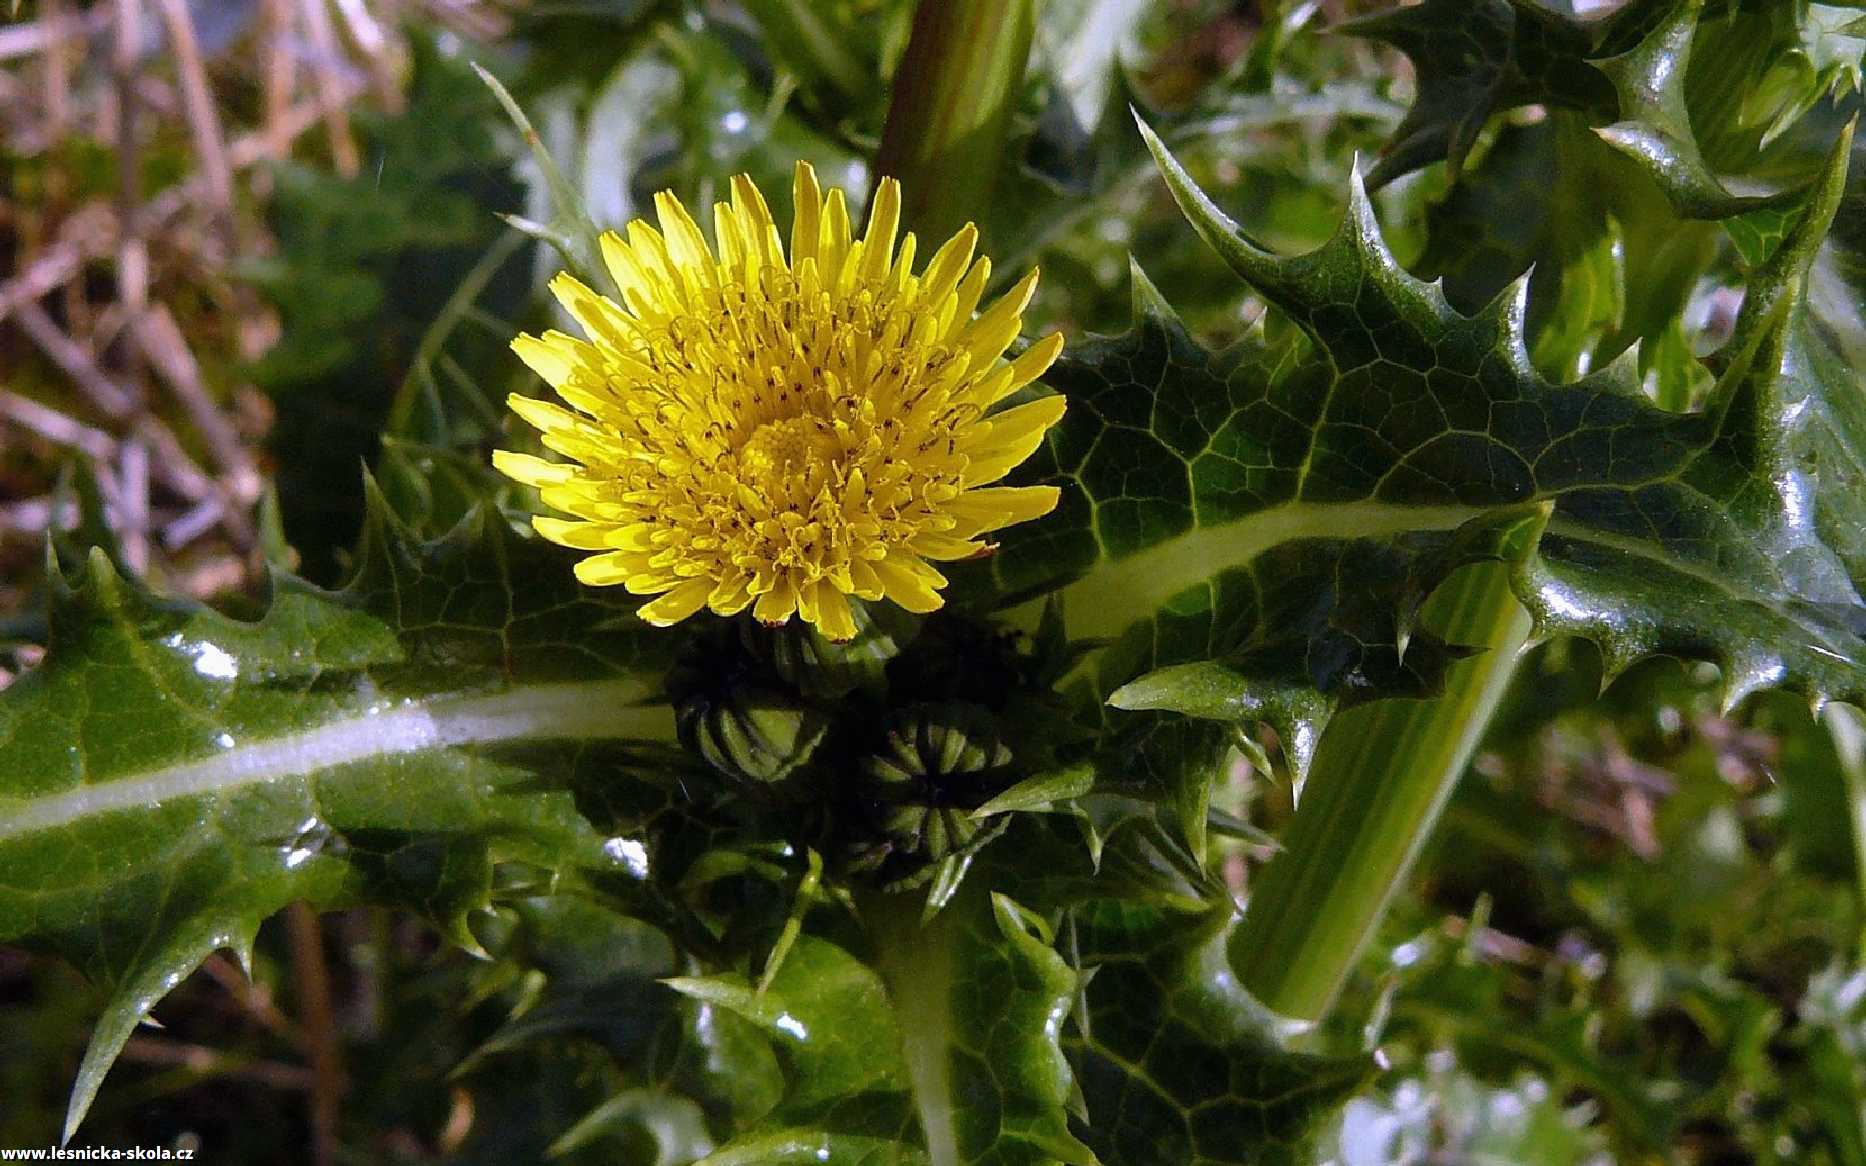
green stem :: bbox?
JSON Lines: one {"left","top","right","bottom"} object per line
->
{"left": 385, "top": 229, "right": 525, "bottom": 440}
{"left": 1231, "top": 507, "right": 1549, "bottom": 1023}
{"left": 473, "top": 63, "right": 613, "bottom": 296}
{"left": 857, "top": 887, "right": 960, "bottom": 1166}
{"left": 757, "top": 848, "right": 823, "bottom": 994}
{"left": 875, "top": 0, "right": 1037, "bottom": 244}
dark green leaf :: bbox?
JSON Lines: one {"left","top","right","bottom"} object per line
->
{"left": 0, "top": 489, "right": 674, "bottom": 1138}
{"left": 667, "top": 885, "right": 1095, "bottom": 1165}
{"left": 1339, "top": 0, "right": 1619, "bottom": 188}
{"left": 1064, "top": 901, "right": 1374, "bottom": 1165}
{"left": 1031, "top": 118, "right": 1866, "bottom": 741}
{"left": 1345, "top": 0, "right": 1820, "bottom": 215}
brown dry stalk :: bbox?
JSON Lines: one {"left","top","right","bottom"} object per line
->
{"left": 0, "top": 392, "right": 116, "bottom": 461}
{"left": 131, "top": 416, "right": 218, "bottom": 502}
{"left": 151, "top": 0, "right": 235, "bottom": 222}
{"left": 116, "top": 434, "right": 148, "bottom": 571}
{"left": 112, "top": 0, "right": 147, "bottom": 315}
{"left": 4, "top": 0, "right": 487, "bottom": 577}
{"left": 198, "top": 954, "right": 309, "bottom": 1050}
{"left": 135, "top": 305, "right": 261, "bottom": 504}
{"left": 41, "top": 0, "right": 73, "bottom": 131}
{"left": 0, "top": 205, "right": 115, "bottom": 329}
{"left": 121, "top": 1035, "right": 319, "bottom": 1092}
{"left": 299, "top": 0, "right": 363, "bottom": 177}
{"left": 263, "top": 0, "right": 301, "bottom": 157}
{"left": 286, "top": 902, "right": 345, "bottom": 1166}
{"left": 332, "top": 0, "right": 404, "bottom": 112}
{"left": 12, "top": 300, "right": 139, "bottom": 418}
{"left": 0, "top": 4, "right": 105, "bottom": 61}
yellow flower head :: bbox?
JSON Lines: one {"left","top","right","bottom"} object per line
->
{"left": 495, "top": 162, "right": 1065, "bottom": 642}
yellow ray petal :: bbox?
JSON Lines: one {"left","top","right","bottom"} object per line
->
{"left": 507, "top": 392, "right": 596, "bottom": 439}
{"left": 492, "top": 450, "right": 577, "bottom": 488}
{"left": 574, "top": 551, "right": 645, "bottom": 587}
{"left": 959, "top": 269, "right": 1040, "bottom": 364}
{"left": 889, "top": 233, "right": 918, "bottom": 294}
{"left": 859, "top": 177, "right": 901, "bottom": 284}
{"left": 614, "top": 562, "right": 679, "bottom": 593}
{"left": 753, "top": 573, "right": 800, "bottom": 625}
{"left": 917, "top": 223, "right": 978, "bottom": 307}
{"left": 947, "top": 485, "right": 1061, "bottom": 536}
{"left": 730, "top": 173, "right": 783, "bottom": 271}
{"left": 805, "top": 581, "right": 858, "bottom": 641}
{"left": 654, "top": 190, "right": 718, "bottom": 279}
{"left": 599, "top": 230, "right": 660, "bottom": 314}
{"left": 626, "top": 220, "right": 682, "bottom": 307}
{"left": 548, "top": 273, "right": 640, "bottom": 352}
{"left": 536, "top": 490, "right": 604, "bottom": 522}
{"left": 909, "top": 531, "right": 990, "bottom": 561}
{"left": 848, "top": 558, "right": 886, "bottom": 600}
{"left": 791, "top": 161, "right": 823, "bottom": 267}
{"left": 947, "top": 257, "right": 993, "bottom": 337}
{"left": 713, "top": 199, "right": 749, "bottom": 271}
{"left": 1008, "top": 331, "right": 1064, "bottom": 389}
{"left": 708, "top": 571, "right": 756, "bottom": 616}
{"left": 637, "top": 578, "right": 713, "bottom": 625}
{"left": 872, "top": 553, "right": 946, "bottom": 613}
{"left": 531, "top": 516, "right": 614, "bottom": 549}
{"left": 961, "top": 395, "right": 1067, "bottom": 486}
{"left": 820, "top": 187, "right": 853, "bottom": 280}
{"left": 511, "top": 333, "right": 582, "bottom": 389}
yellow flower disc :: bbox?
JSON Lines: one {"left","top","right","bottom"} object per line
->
{"left": 495, "top": 162, "right": 1066, "bottom": 642}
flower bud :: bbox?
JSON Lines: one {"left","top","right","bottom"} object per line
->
{"left": 859, "top": 702, "right": 1013, "bottom": 865}
{"left": 678, "top": 686, "right": 828, "bottom": 787}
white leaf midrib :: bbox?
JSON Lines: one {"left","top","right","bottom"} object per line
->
{"left": 868, "top": 899, "right": 959, "bottom": 1166}
{"left": 1060, "top": 499, "right": 1482, "bottom": 643}
{"left": 0, "top": 678, "right": 667, "bottom": 842}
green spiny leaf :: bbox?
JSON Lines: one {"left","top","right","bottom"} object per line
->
{"left": 1064, "top": 901, "right": 1373, "bottom": 1165}
{"left": 457, "top": 893, "right": 784, "bottom": 1160}
{"left": 1339, "top": 0, "right": 1619, "bottom": 188}
{"left": 1415, "top": 114, "right": 1717, "bottom": 405}
{"left": 1345, "top": 0, "right": 1822, "bottom": 215}
{"left": 666, "top": 883, "right": 1096, "bottom": 1165}
{"left": 1141, "top": 114, "right": 1864, "bottom": 708}
{"left": 957, "top": 116, "right": 1864, "bottom": 807}
{"left": 1593, "top": 0, "right": 1806, "bottom": 219}
{"left": 0, "top": 484, "right": 675, "bottom": 1138}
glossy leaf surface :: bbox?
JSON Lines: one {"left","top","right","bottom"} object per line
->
{"left": 0, "top": 495, "right": 673, "bottom": 1137}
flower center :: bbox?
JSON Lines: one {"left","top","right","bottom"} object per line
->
{"left": 737, "top": 415, "right": 842, "bottom": 480}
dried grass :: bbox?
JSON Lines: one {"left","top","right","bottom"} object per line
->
{"left": 0, "top": 0, "right": 511, "bottom": 599}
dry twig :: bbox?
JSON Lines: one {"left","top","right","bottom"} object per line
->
{"left": 135, "top": 305, "right": 261, "bottom": 505}
{"left": 286, "top": 902, "right": 345, "bottom": 1166}
{"left": 12, "top": 300, "right": 139, "bottom": 418}
{"left": 152, "top": 0, "right": 235, "bottom": 222}
{"left": 299, "top": 0, "right": 363, "bottom": 176}
{"left": 121, "top": 1035, "right": 319, "bottom": 1093}
{"left": 0, "top": 392, "right": 115, "bottom": 462}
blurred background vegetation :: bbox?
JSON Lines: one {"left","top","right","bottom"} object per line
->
{"left": 2, "top": 0, "right": 1864, "bottom": 1162}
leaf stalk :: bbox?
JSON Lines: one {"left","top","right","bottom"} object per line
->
{"left": 1231, "top": 505, "right": 1550, "bottom": 1022}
